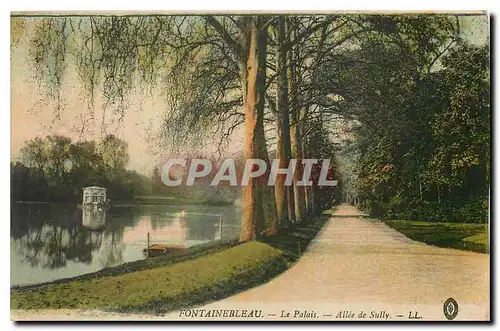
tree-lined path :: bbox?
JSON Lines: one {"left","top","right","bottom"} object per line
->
{"left": 202, "top": 204, "right": 489, "bottom": 320}
{"left": 10, "top": 13, "right": 489, "bottom": 321}
{"left": 11, "top": 204, "right": 489, "bottom": 321}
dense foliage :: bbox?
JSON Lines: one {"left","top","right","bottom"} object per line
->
{"left": 11, "top": 134, "right": 151, "bottom": 202}
{"left": 12, "top": 14, "right": 490, "bottom": 243}
{"left": 333, "top": 40, "right": 489, "bottom": 223}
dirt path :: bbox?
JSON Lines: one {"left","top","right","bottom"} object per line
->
{"left": 200, "top": 204, "right": 490, "bottom": 321}
{"left": 12, "top": 204, "right": 489, "bottom": 321}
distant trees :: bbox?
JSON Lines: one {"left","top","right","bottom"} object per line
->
{"left": 100, "top": 134, "right": 130, "bottom": 178}
{"left": 151, "top": 166, "right": 165, "bottom": 195}
{"left": 12, "top": 134, "right": 151, "bottom": 202}
{"left": 11, "top": 162, "right": 48, "bottom": 201}
{"left": 150, "top": 153, "right": 242, "bottom": 203}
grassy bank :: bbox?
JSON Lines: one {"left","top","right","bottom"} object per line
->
{"left": 12, "top": 242, "right": 286, "bottom": 313}
{"left": 12, "top": 239, "right": 240, "bottom": 291}
{"left": 12, "top": 216, "right": 329, "bottom": 313}
{"left": 384, "top": 220, "right": 489, "bottom": 253}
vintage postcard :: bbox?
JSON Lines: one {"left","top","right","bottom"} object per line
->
{"left": 10, "top": 11, "right": 490, "bottom": 321}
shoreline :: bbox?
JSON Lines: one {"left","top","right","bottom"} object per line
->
{"left": 11, "top": 199, "right": 241, "bottom": 290}
{"left": 11, "top": 216, "right": 330, "bottom": 314}
{"left": 12, "top": 198, "right": 235, "bottom": 207}
{"left": 12, "top": 239, "right": 240, "bottom": 291}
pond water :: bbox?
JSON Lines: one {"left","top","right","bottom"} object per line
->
{"left": 10, "top": 203, "right": 241, "bottom": 286}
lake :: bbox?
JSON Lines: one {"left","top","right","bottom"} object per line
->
{"left": 10, "top": 203, "right": 241, "bottom": 286}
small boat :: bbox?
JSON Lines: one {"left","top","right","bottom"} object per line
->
{"left": 142, "top": 244, "right": 187, "bottom": 257}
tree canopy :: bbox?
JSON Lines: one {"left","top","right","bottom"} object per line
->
{"left": 12, "top": 13, "right": 490, "bottom": 242}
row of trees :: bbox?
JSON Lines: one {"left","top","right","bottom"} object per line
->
{"left": 150, "top": 152, "right": 336, "bottom": 212}
{"left": 18, "top": 14, "right": 347, "bottom": 241}
{"left": 12, "top": 134, "right": 150, "bottom": 202}
{"left": 14, "top": 13, "right": 489, "bottom": 241}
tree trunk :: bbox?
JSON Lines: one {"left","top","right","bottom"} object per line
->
{"left": 301, "top": 138, "right": 312, "bottom": 215}
{"left": 274, "top": 15, "right": 289, "bottom": 230}
{"left": 288, "top": 46, "right": 305, "bottom": 220}
{"left": 291, "top": 119, "right": 306, "bottom": 221}
{"left": 274, "top": 15, "right": 296, "bottom": 228}
{"left": 240, "top": 17, "right": 276, "bottom": 242}
{"left": 284, "top": 23, "right": 296, "bottom": 224}
{"left": 419, "top": 179, "right": 423, "bottom": 201}
{"left": 437, "top": 183, "right": 441, "bottom": 204}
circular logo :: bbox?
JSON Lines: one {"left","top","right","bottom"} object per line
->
{"left": 443, "top": 298, "right": 459, "bottom": 320}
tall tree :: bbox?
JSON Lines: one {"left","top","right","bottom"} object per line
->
{"left": 273, "top": 15, "right": 293, "bottom": 230}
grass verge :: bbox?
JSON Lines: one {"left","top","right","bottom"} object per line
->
{"left": 12, "top": 239, "right": 239, "bottom": 291}
{"left": 11, "top": 242, "right": 286, "bottom": 313}
{"left": 384, "top": 220, "right": 489, "bottom": 253}
{"left": 11, "top": 216, "right": 329, "bottom": 314}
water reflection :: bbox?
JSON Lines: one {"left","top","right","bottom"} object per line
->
{"left": 123, "top": 213, "right": 189, "bottom": 247}
{"left": 11, "top": 206, "right": 96, "bottom": 270}
{"left": 123, "top": 211, "right": 228, "bottom": 247}
{"left": 82, "top": 206, "right": 107, "bottom": 230}
{"left": 10, "top": 203, "right": 241, "bottom": 286}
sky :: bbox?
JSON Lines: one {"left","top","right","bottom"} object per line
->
{"left": 10, "top": 14, "right": 488, "bottom": 176}
{"left": 11, "top": 26, "right": 177, "bottom": 175}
